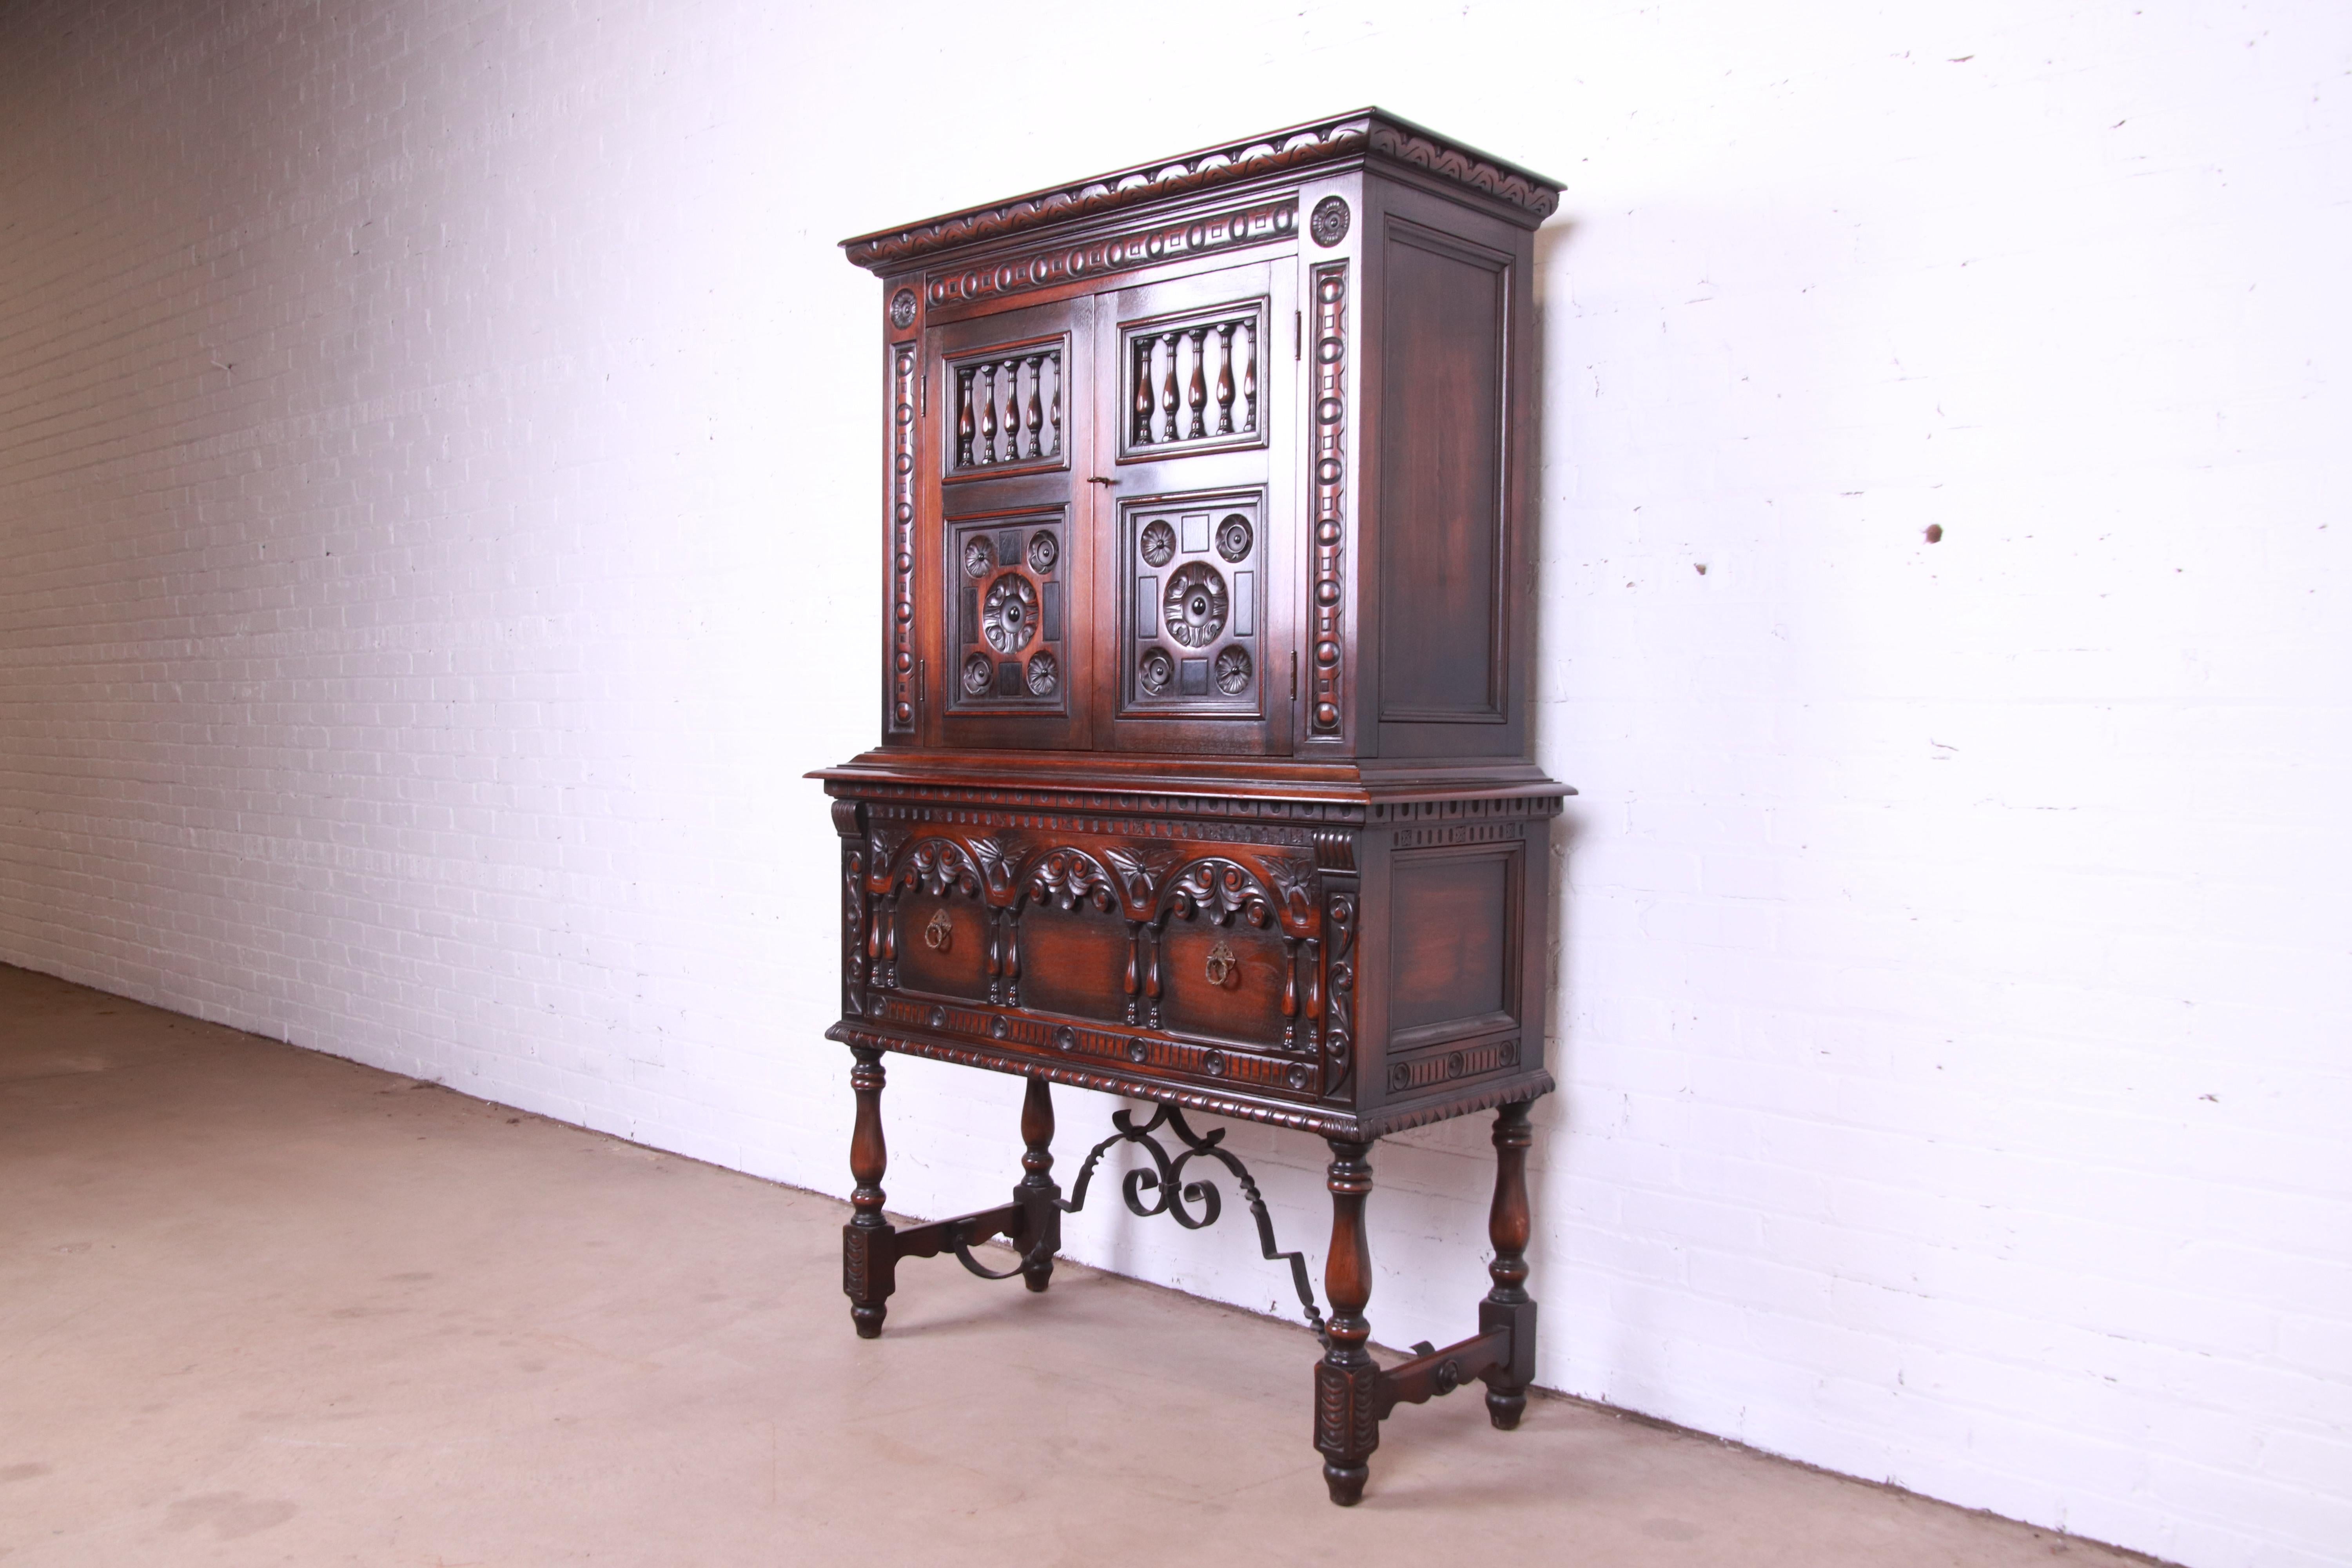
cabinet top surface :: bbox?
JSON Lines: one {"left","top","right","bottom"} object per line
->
{"left": 840, "top": 107, "right": 1565, "bottom": 272}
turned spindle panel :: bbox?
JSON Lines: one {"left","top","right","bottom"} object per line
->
{"left": 1120, "top": 301, "right": 1264, "bottom": 461}
{"left": 946, "top": 338, "right": 1067, "bottom": 475}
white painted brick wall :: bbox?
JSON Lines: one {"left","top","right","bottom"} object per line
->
{"left": 3, "top": 3, "right": 2346, "bottom": 1563}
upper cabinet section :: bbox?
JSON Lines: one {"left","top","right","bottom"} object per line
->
{"left": 849, "top": 111, "right": 1563, "bottom": 766}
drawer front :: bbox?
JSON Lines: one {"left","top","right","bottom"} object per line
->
{"left": 857, "top": 818, "right": 1341, "bottom": 1102}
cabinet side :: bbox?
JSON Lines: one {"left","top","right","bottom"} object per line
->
{"left": 1360, "top": 179, "right": 1538, "bottom": 761}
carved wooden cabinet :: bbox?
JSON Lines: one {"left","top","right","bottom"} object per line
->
{"left": 815, "top": 110, "right": 1570, "bottom": 1504}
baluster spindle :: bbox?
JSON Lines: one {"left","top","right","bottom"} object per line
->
{"left": 1025, "top": 354, "right": 1045, "bottom": 459}
{"left": 1187, "top": 327, "right": 1209, "bottom": 439}
{"left": 1215, "top": 323, "right": 1236, "bottom": 436}
{"left": 1002, "top": 359, "right": 1022, "bottom": 464}
{"left": 1048, "top": 351, "right": 1062, "bottom": 457}
{"left": 1242, "top": 320, "right": 1258, "bottom": 434}
{"left": 957, "top": 368, "right": 976, "bottom": 467}
{"left": 1161, "top": 331, "right": 1181, "bottom": 444}
{"left": 1134, "top": 338, "right": 1156, "bottom": 444}
{"left": 977, "top": 363, "right": 997, "bottom": 465}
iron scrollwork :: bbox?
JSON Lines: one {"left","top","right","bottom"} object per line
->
{"left": 1052, "top": 1105, "right": 1327, "bottom": 1344}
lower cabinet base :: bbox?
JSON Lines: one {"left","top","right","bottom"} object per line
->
{"left": 837, "top": 1043, "right": 1544, "bottom": 1506}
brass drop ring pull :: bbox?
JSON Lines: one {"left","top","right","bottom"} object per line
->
{"left": 1205, "top": 940, "right": 1236, "bottom": 987}
{"left": 924, "top": 908, "right": 953, "bottom": 951}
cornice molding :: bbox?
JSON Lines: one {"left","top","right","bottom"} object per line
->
{"left": 842, "top": 109, "right": 1562, "bottom": 273}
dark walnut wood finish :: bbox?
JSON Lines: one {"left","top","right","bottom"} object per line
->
{"left": 815, "top": 109, "right": 1569, "bottom": 1504}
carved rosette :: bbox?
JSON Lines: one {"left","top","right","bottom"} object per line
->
{"left": 888, "top": 343, "right": 918, "bottom": 732}
{"left": 1308, "top": 263, "right": 1349, "bottom": 735}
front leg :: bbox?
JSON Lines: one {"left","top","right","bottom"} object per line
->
{"left": 1479, "top": 1098, "right": 1538, "bottom": 1428}
{"left": 1014, "top": 1076, "right": 1060, "bottom": 1293}
{"left": 1314, "top": 1138, "right": 1381, "bottom": 1505}
{"left": 843, "top": 1046, "right": 897, "bottom": 1338}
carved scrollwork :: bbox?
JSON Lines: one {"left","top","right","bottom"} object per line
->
{"left": 880, "top": 837, "right": 984, "bottom": 899}
{"left": 842, "top": 849, "right": 866, "bottom": 1015}
{"left": 1324, "top": 892, "right": 1357, "bottom": 1089}
{"left": 1163, "top": 858, "right": 1275, "bottom": 928}
{"left": 1018, "top": 846, "right": 1118, "bottom": 913}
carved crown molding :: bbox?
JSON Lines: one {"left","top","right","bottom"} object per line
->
{"left": 841, "top": 109, "right": 1562, "bottom": 272}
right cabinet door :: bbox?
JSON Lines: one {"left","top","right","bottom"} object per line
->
{"left": 1092, "top": 260, "right": 1297, "bottom": 757}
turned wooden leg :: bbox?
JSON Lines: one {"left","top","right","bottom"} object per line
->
{"left": 1479, "top": 1099, "right": 1538, "bottom": 1430}
{"left": 843, "top": 1046, "right": 896, "bottom": 1338}
{"left": 1315, "top": 1138, "right": 1381, "bottom": 1505}
{"left": 1015, "top": 1076, "right": 1060, "bottom": 1293}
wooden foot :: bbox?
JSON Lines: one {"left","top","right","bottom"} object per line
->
{"left": 1015, "top": 1076, "right": 1059, "bottom": 1293}
{"left": 843, "top": 1046, "right": 895, "bottom": 1338}
{"left": 1478, "top": 1098, "right": 1537, "bottom": 1428}
{"left": 1315, "top": 1138, "right": 1380, "bottom": 1505}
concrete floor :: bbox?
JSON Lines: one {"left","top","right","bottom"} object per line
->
{"left": 0, "top": 964, "right": 2151, "bottom": 1567}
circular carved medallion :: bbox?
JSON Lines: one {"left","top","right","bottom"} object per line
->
{"left": 961, "top": 653, "right": 993, "bottom": 696}
{"left": 889, "top": 289, "right": 918, "bottom": 329}
{"left": 1137, "top": 646, "right": 1174, "bottom": 696}
{"left": 1310, "top": 196, "right": 1351, "bottom": 247}
{"left": 1025, "top": 650, "right": 1058, "bottom": 695}
{"left": 981, "top": 572, "right": 1039, "bottom": 653}
{"left": 1215, "top": 646, "right": 1252, "bottom": 695}
{"left": 1164, "top": 562, "right": 1228, "bottom": 648}
{"left": 1216, "top": 513, "right": 1252, "bottom": 562}
{"left": 1026, "top": 530, "right": 1058, "bottom": 574}
{"left": 963, "top": 536, "right": 994, "bottom": 577}
{"left": 1139, "top": 518, "right": 1176, "bottom": 567}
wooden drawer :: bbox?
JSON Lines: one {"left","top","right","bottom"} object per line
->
{"left": 848, "top": 814, "right": 1345, "bottom": 1105}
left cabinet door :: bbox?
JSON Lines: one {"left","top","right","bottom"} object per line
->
{"left": 922, "top": 294, "right": 1096, "bottom": 751}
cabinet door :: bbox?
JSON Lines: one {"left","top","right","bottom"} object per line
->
{"left": 1092, "top": 261, "right": 1295, "bottom": 756}
{"left": 925, "top": 295, "right": 1095, "bottom": 751}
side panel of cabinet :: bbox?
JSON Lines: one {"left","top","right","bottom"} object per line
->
{"left": 923, "top": 296, "right": 1097, "bottom": 751}
{"left": 1091, "top": 261, "right": 1297, "bottom": 757}
{"left": 1357, "top": 180, "right": 1535, "bottom": 760}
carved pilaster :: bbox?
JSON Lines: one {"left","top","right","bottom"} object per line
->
{"left": 1307, "top": 261, "right": 1349, "bottom": 737}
